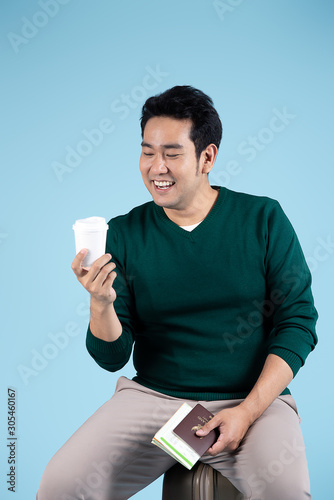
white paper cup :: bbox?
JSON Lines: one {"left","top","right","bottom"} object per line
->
{"left": 73, "top": 216, "right": 108, "bottom": 268}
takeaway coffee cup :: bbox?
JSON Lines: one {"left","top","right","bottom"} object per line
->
{"left": 73, "top": 216, "right": 108, "bottom": 268}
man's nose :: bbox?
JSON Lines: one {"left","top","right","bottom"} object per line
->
{"left": 151, "top": 155, "right": 168, "bottom": 174}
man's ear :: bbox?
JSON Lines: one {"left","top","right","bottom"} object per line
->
{"left": 201, "top": 144, "right": 218, "bottom": 174}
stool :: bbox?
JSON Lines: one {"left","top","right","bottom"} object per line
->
{"left": 162, "top": 462, "right": 242, "bottom": 500}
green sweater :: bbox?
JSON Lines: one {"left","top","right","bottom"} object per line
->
{"left": 86, "top": 187, "right": 318, "bottom": 400}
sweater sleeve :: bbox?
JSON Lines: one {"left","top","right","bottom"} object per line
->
{"left": 85, "top": 220, "right": 135, "bottom": 372}
{"left": 264, "top": 201, "right": 318, "bottom": 377}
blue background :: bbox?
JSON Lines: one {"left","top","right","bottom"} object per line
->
{"left": 1, "top": 0, "right": 333, "bottom": 498}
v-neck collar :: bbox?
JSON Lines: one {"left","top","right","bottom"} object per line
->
{"left": 153, "top": 186, "right": 228, "bottom": 240}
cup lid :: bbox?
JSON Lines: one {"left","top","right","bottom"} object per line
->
{"left": 73, "top": 216, "right": 108, "bottom": 232}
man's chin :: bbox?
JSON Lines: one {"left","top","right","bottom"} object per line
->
{"left": 150, "top": 190, "right": 173, "bottom": 208}
{"left": 152, "top": 197, "right": 172, "bottom": 208}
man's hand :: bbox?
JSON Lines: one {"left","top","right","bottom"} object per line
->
{"left": 196, "top": 354, "right": 294, "bottom": 456}
{"left": 71, "top": 250, "right": 117, "bottom": 305}
{"left": 196, "top": 405, "right": 252, "bottom": 456}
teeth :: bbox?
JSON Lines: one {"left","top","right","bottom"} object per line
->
{"left": 154, "top": 181, "right": 174, "bottom": 187}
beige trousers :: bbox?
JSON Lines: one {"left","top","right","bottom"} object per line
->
{"left": 36, "top": 376, "right": 311, "bottom": 500}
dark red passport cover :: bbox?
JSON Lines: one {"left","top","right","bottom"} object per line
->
{"left": 173, "top": 404, "right": 218, "bottom": 456}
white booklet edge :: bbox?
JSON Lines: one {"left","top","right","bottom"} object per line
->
{"left": 151, "top": 402, "right": 201, "bottom": 470}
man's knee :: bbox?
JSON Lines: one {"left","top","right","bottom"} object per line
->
{"left": 36, "top": 457, "right": 116, "bottom": 500}
{"left": 246, "top": 463, "right": 311, "bottom": 499}
{"left": 37, "top": 464, "right": 78, "bottom": 500}
{"left": 36, "top": 457, "right": 145, "bottom": 500}
{"left": 37, "top": 475, "right": 104, "bottom": 500}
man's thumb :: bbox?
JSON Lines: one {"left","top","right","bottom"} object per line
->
{"left": 196, "top": 421, "right": 214, "bottom": 436}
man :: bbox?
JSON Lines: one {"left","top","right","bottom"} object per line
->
{"left": 37, "top": 86, "right": 318, "bottom": 499}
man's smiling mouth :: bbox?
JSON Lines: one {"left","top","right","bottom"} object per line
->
{"left": 153, "top": 180, "right": 175, "bottom": 190}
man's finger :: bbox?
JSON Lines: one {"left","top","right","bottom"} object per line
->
{"left": 71, "top": 249, "right": 88, "bottom": 276}
{"left": 105, "top": 270, "right": 117, "bottom": 288}
{"left": 196, "top": 421, "right": 217, "bottom": 437}
{"left": 89, "top": 254, "right": 113, "bottom": 281}
{"left": 91, "top": 261, "right": 116, "bottom": 288}
{"left": 206, "top": 441, "right": 225, "bottom": 456}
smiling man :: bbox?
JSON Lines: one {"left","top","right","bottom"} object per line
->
{"left": 37, "top": 86, "right": 318, "bottom": 500}
{"left": 139, "top": 115, "right": 219, "bottom": 223}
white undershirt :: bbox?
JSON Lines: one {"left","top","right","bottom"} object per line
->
{"left": 179, "top": 220, "right": 204, "bottom": 232}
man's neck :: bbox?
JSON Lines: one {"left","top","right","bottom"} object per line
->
{"left": 163, "top": 186, "right": 220, "bottom": 226}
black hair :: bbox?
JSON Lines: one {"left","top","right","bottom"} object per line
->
{"left": 140, "top": 85, "right": 223, "bottom": 160}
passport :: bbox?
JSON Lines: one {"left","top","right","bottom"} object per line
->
{"left": 173, "top": 403, "right": 218, "bottom": 456}
{"left": 151, "top": 403, "right": 218, "bottom": 469}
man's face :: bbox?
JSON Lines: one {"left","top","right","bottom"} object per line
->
{"left": 139, "top": 116, "right": 205, "bottom": 211}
